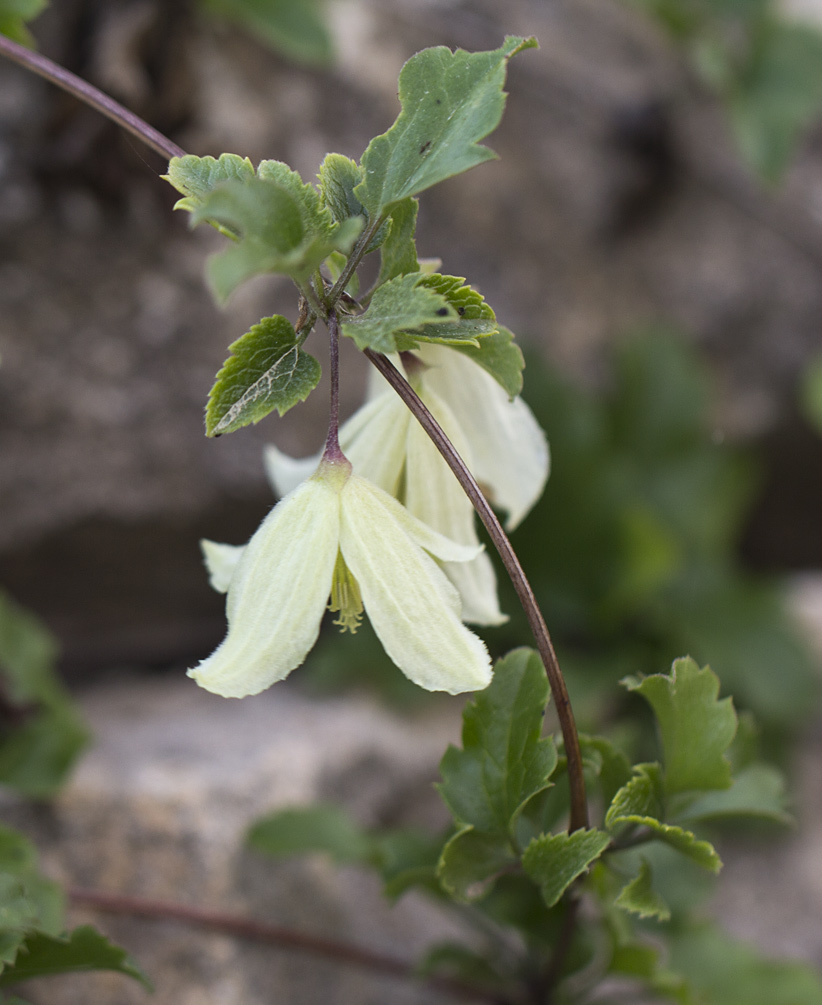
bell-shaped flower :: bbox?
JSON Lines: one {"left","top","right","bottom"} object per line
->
{"left": 189, "top": 456, "right": 493, "bottom": 698}
{"left": 266, "top": 345, "right": 549, "bottom": 626}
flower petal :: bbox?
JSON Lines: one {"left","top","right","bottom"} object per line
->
{"left": 407, "top": 388, "right": 507, "bottom": 626}
{"left": 200, "top": 539, "right": 245, "bottom": 594}
{"left": 189, "top": 477, "right": 340, "bottom": 697}
{"left": 264, "top": 444, "right": 321, "bottom": 498}
{"left": 339, "top": 475, "right": 492, "bottom": 694}
{"left": 417, "top": 345, "right": 549, "bottom": 529}
{"left": 339, "top": 391, "right": 408, "bottom": 495}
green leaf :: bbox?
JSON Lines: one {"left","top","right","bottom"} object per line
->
{"left": 0, "top": 592, "right": 89, "bottom": 797}
{"left": 623, "top": 657, "right": 736, "bottom": 794}
{"left": 668, "top": 922, "right": 822, "bottom": 1005}
{"left": 355, "top": 36, "right": 538, "bottom": 217}
{"left": 800, "top": 352, "right": 822, "bottom": 436}
{"left": 606, "top": 764, "right": 722, "bottom": 873}
{"left": 0, "top": 0, "right": 47, "bottom": 47}
{"left": 376, "top": 198, "right": 419, "bottom": 284}
{"left": 521, "top": 829, "right": 611, "bottom": 907}
{"left": 437, "top": 827, "right": 517, "bottom": 901}
{"left": 437, "top": 648, "right": 557, "bottom": 837}
{"left": 318, "top": 153, "right": 366, "bottom": 225}
{"left": 164, "top": 153, "right": 255, "bottom": 231}
{"left": 408, "top": 274, "right": 498, "bottom": 343}
{"left": 200, "top": 0, "right": 332, "bottom": 66}
{"left": 673, "top": 764, "right": 792, "bottom": 826}
{"left": 449, "top": 326, "right": 524, "bottom": 398}
{"left": 614, "top": 859, "right": 671, "bottom": 921}
{"left": 0, "top": 828, "right": 63, "bottom": 939}
{"left": 168, "top": 157, "right": 362, "bottom": 301}
{"left": 246, "top": 805, "right": 373, "bottom": 864}
{"left": 340, "top": 273, "right": 457, "bottom": 353}
{"left": 728, "top": 21, "right": 822, "bottom": 183}
{"left": 206, "top": 316, "right": 321, "bottom": 436}
{"left": 0, "top": 926, "right": 150, "bottom": 988}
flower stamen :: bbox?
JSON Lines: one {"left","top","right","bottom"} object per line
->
{"left": 329, "top": 551, "right": 363, "bottom": 633}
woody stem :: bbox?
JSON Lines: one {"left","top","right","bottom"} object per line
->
{"left": 0, "top": 33, "right": 185, "bottom": 160}
{"left": 323, "top": 310, "right": 345, "bottom": 462}
{"left": 364, "top": 350, "right": 589, "bottom": 834}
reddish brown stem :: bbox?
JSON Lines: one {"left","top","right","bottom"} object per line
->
{"left": 69, "top": 888, "right": 508, "bottom": 1003}
{"left": 364, "top": 350, "right": 589, "bottom": 834}
{"left": 0, "top": 33, "right": 185, "bottom": 161}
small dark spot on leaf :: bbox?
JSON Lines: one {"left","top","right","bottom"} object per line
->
{"left": 457, "top": 306, "right": 465, "bottom": 316}
{"left": 436, "top": 99, "right": 441, "bottom": 104}
{"left": 436, "top": 307, "right": 448, "bottom": 316}
{"left": 419, "top": 140, "right": 432, "bottom": 155}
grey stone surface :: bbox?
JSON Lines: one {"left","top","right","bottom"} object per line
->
{"left": 3, "top": 674, "right": 469, "bottom": 1004}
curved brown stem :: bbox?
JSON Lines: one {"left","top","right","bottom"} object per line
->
{"left": 0, "top": 33, "right": 185, "bottom": 161}
{"left": 69, "top": 888, "right": 510, "bottom": 1003}
{"left": 364, "top": 350, "right": 589, "bottom": 834}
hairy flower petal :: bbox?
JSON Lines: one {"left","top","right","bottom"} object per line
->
{"left": 406, "top": 388, "right": 508, "bottom": 626}
{"left": 416, "top": 344, "right": 549, "bottom": 529}
{"left": 190, "top": 477, "right": 341, "bottom": 697}
{"left": 339, "top": 476, "right": 492, "bottom": 693}
{"left": 200, "top": 539, "right": 246, "bottom": 594}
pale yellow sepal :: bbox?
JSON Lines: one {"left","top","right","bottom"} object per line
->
{"left": 189, "top": 461, "right": 492, "bottom": 698}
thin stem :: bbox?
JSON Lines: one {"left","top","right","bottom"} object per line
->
{"left": 68, "top": 888, "right": 509, "bottom": 1004}
{"left": 364, "top": 350, "right": 589, "bottom": 835}
{"left": 0, "top": 33, "right": 185, "bottom": 161}
{"left": 323, "top": 310, "right": 344, "bottom": 461}
{"left": 325, "top": 215, "right": 384, "bottom": 308}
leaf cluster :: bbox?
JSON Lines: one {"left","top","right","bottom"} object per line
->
{"left": 247, "top": 650, "right": 815, "bottom": 1002}
{"left": 630, "top": 0, "right": 822, "bottom": 181}
{"left": 0, "top": 0, "right": 46, "bottom": 47}
{"left": 163, "top": 37, "right": 536, "bottom": 436}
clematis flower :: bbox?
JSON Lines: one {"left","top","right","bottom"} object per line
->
{"left": 189, "top": 456, "right": 493, "bottom": 698}
{"left": 266, "top": 345, "right": 549, "bottom": 626}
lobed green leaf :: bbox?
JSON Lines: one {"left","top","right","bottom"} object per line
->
{"left": 0, "top": 926, "right": 150, "bottom": 989}
{"left": 406, "top": 274, "right": 498, "bottom": 344}
{"left": 436, "top": 827, "right": 516, "bottom": 901}
{"left": 355, "top": 36, "right": 538, "bottom": 217}
{"left": 437, "top": 648, "right": 556, "bottom": 838}
{"left": 448, "top": 326, "right": 524, "bottom": 398}
{"left": 607, "top": 765, "right": 721, "bottom": 872}
{"left": 522, "top": 829, "right": 611, "bottom": 907}
{"left": 340, "top": 273, "right": 457, "bottom": 353}
{"left": 614, "top": 858, "right": 671, "bottom": 921}
{"left": 166, "top": 156, "right": 361, "bottom": 301}
{"left": 206, "top": 316, "right": 321, "bottom": 436}
{"left": 623, "top": 657, "right": 736, "bottom": 794}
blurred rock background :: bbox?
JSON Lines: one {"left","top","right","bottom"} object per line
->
{"left": 2, "top": 0, "right": 822, "bottom": 1001}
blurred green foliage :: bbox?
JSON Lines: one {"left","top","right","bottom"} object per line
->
{"left": 631, "top": 0, "right": 822, "bottom": 181}
{"left": 0, "top": 591, "right": 89, "bottom": 798}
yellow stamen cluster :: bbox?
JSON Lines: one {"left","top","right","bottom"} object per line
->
{"left": 328, "top": 550, "right": 363, "bottom": 633}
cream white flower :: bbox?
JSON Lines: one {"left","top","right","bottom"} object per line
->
{"left": 265, "top": 345, "right": 549, "bottom": 626}
{"left": 190, "top": 457, "right": 493, "bottom": 698}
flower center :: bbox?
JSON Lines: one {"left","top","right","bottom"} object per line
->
{"left": 328, "top": 551, "right": 363, "bottom": 633}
